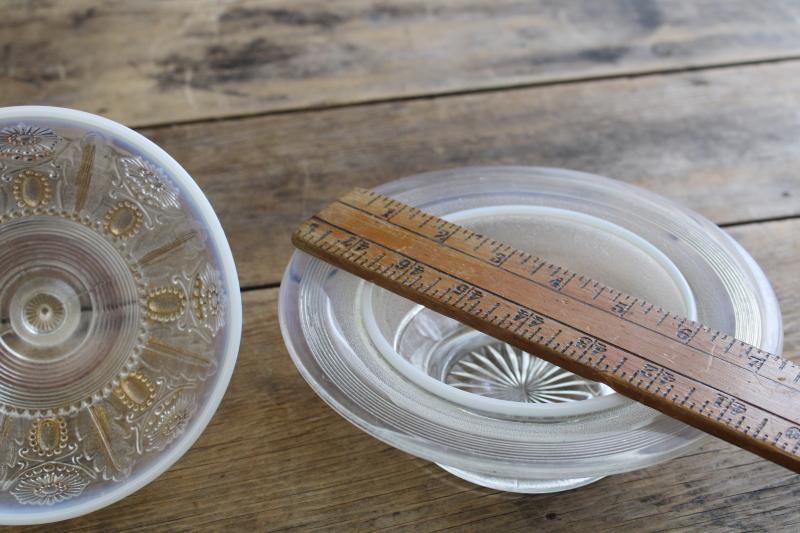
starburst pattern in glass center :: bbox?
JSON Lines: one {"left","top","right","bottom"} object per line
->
{"left": 445, "top": 343, "right": 607, "bottom": 403}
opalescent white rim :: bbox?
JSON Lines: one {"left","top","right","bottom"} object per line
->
{"left": 361, "top": 205, "right": 697, "bottom": 418}
{"left": 0, "top": 106, "right": 242, "bottom": 525}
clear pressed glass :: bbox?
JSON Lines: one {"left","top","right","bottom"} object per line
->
{"left": 280, "top": 167, "right": 782, "bottom": 493}
{"left": 0, "top": 107, "right": 241, "bottom": 524}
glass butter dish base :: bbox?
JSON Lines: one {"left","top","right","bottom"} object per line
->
{"left": 279, "top": 167, "right": 782, "bottom": 494}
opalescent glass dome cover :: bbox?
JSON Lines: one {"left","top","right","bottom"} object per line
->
{"left": 0, "top": 107, "right": 241, "bottom": 524}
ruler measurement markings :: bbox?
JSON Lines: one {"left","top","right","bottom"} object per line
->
{"left": 295, "top": 190, "right": 800, "bottom": 473}
{"left": 335, "top": 196, "right": 800, "bottom": 398}
{"left": 302, "top": 215, "right": 798, "bottom": 427}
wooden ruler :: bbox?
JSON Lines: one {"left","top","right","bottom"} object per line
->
{"left": 292, "top": 188, "right": 800, "bottom": 473}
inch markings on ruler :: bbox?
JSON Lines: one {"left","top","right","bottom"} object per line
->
{"left": 292, "top": 188, "right": 800, "bottom": 473}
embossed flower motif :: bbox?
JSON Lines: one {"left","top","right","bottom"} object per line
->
{"left": 11, "top": 463, "right": 90, "bottom": 506}
{"left": 121, "top": 156, "right": 180, "bottom": 209}
{"left": 142, "top": 391, "right": 196, "bottom": 452}
{"left": 193, "top": 264, "right": 225, "bottom": 336}
{"left": 0, "top": 124, "right": 60, "bottom": 161}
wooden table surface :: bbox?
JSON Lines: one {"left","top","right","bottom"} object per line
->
{"left": 2, "top": 1, "right": 799, "bottom": 531}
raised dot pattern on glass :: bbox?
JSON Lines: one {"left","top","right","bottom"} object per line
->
{"left": 0, "top": 122, "right": 227, "bottom": 506}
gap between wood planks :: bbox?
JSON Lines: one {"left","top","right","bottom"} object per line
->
{"left": 135, "top": 50, "right": 800, "bottom": 294}
{"left": 720, "top": 213, "right": 800, "bottom": 229}
{"left": 137, "top": 52, "right": 800, "bottom": 132}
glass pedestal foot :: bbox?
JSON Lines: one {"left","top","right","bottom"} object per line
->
{"left": 438, "top": 464, "right": 603, "bottom": 493}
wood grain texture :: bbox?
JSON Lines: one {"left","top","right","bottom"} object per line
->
{"left": 6, "top": 0, "right": 800, "bottom": 126}
{"left": 18, "top": 217, "right": 797, "bottom": 533}
{"left": 140, "top": 60, "right": 800, "bottom": 289}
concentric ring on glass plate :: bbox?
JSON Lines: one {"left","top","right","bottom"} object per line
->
{"left": 0, "top": 106, "right": 241, "bottom": 525}
{"left": 280, "top": 167, "right": 782, "bottom": 492}
{"left": 360, "top": 204, "right": 698, "bottom": 419}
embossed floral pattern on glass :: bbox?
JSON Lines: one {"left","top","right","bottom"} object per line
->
{"left": 0, "top": 120, "right": 228, "bottom": 506}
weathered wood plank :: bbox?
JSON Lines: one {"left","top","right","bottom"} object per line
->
{"left": 6, "top": 0, "right": 800, "bottom": 126}
{"left": 26, "top": 217, "right": 798, "bottom": 532}
{"left": 140, "top": 61, "right": 800, "bottom": 288}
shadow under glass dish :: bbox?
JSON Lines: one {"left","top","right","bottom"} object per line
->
{"left": 280, "top": 167, "right": 783, "bottom": 493}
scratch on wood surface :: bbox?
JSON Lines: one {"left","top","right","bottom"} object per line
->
{"left": 300, "top": 159, "right": 311, "bottom": 215}
{"left": 183, "top": 67, "right": 197, "bottom": 109}
{"left": 706, "top": 344, "right": 716, "bottom": 372}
